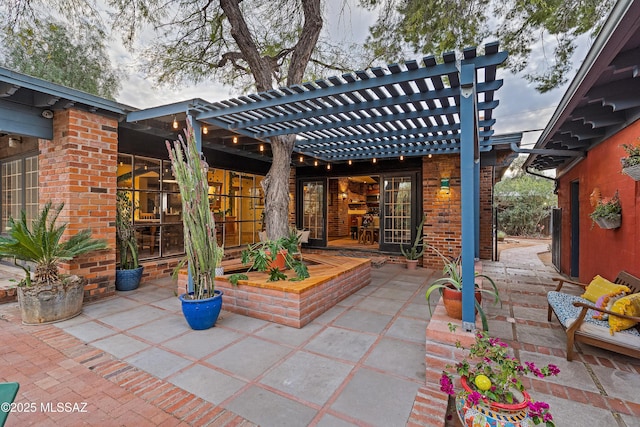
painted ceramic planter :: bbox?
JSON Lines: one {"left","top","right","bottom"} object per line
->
{"left": 456, "top": 377, "right": 534, "bottom": 427}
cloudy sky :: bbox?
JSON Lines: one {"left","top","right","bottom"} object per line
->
{"left": 108, "top": 1, "right": 592, "bottom": 149}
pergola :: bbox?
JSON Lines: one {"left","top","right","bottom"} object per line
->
{"left": 128, "top": 42, "right": 510, "bottom": 330}
{"left": 0, "top": 42, "right": 514, "bottom": 330}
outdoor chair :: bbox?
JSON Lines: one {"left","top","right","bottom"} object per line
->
{"left": 547, "top": 271, "right": 640, "bottom": 360}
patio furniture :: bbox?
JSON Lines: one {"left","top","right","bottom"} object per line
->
{"left": 547, "top": 271, "right": 640, "bottom": 360}
{"left": 0, "top": 382, "right": 19, "bottom": 426}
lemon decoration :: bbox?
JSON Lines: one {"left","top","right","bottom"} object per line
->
{"left": 474, "top": 374, "right": 492, "bottom": 391}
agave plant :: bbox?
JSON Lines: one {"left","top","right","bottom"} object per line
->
{"left": 0, "top": 202, "right": 108, "bottom": 286}
{"left": 425, "top": 245, "right": 501, "bottom": 331}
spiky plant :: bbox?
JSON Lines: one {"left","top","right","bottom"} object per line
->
{"left": 116, "top": 190, "right": 139, "bottom": 270}
{"left": 0, "top": 202, "right": 108, "bottom": 286}
{"left": 166, "top": 120, "right": 221, "bottom": 300}
{"left": 400, "top": 214, "right": 427, "bottom": 260}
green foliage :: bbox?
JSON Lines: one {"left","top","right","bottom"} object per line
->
{"left": 400, "top": 214, "right": 426, "bottom": 260}
{"left": 167, "top": 121, "right": 222, "bottom": 300}
{"left": 0, "top": 201, "right": 108, "bottom": 285}
{"left": 228, "top": 228, "right": 310, "bottom": 286}
{"left": 360, "top": 0, "right": 615, "bottom": 92}
{"left": 0, "top": 17, "right": 121, "bottom": 99}
{"left": 424, "top": 246, "right": 501, "bottom": 331}
{"left": 116, "top": 191, "right": 139, "bottom": 270}
{"left": 621, "top": 139, "right": 640, "bottom": 168}
{"left": 590, "top": 192, "right": 621, "bottom": 222}
{"left": 494, "top": 157, "right": 556, "bottom": 236}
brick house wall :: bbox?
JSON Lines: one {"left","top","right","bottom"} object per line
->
{"left": 421, "top": 155, "right": 495, "bottom": 269}
{"left": 39, "top": 109, "right": 118, "bottom": 302}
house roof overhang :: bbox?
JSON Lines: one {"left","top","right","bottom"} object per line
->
{"left": 128, "top": 42, "right": 519, "bottom": 165}
{"left": 0, "top": 67, "right": 132, "bottom": 140}
{"left": 524, "top": 0, "right": 640, "bottom": 173}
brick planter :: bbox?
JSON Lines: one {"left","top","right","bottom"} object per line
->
{"left": 178, "top": 254, "right": 371, "bottom": 328}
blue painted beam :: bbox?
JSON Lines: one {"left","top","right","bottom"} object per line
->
{"left": 0, "top": 101, "right": 53, "bottom": 139}
{"left": 474, "top": 160, "right": 480, "bottom": 258}
{"left": 459, "top": 63, "right": 479, "bottom": 332}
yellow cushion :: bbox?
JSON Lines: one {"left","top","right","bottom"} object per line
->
{"left": 609, "top": 293, "right": 640, "bottom": 333}
{"left": 581, "top": 275, "right": 630, "bottom": 303}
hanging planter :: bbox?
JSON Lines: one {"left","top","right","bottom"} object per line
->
{"left": 594, "top": 214, "right": 621, "bottom": 230}
{"left": 621, "top": 140, "right": 640, "bottom": 181}
{"left": 622, "top": 164, "right": 640, "bottom": 181}
{"left": 590, "top": 191, "right": 622, "bottom": 230}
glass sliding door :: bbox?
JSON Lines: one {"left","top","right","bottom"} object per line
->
{"left": 379, "top": 173, "right": 419, "bottom": 252}
{"left": 299, "top": 179, "right": 326, "bottom": 246}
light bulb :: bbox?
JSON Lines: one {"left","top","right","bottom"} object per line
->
{"left": 172, "top": 116, "right": 178, "bottom": 129}
{"left": 203, "top": 126, "right": 208, "bottom": 134}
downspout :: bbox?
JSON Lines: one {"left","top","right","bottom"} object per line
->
{"left": 510, "top": 141, "right": 585, "bottom": 183}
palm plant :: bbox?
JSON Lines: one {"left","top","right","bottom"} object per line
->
{"left": 0, "top": 201, "right": 108, "bottom": 286}
{"left": 166, "top": 120, "right": 221, "bottom": 300}
{"left": 425, "top": 245, "right": 501, "bottom": 331}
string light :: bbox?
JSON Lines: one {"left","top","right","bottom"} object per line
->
{"left": 326, "top": 163, "right": 331, "bottom": 170}
{"left": 299, "top": 155, "right": 304, "bottom": 163}
{"left": 372, "top": 158, "right": 377, "bottom": 164}
{"left": 172, "top": 116, "right": 178, "bottom": 129}
{"left": 202, "top": 126, "right": 208, "bottom": 135}
{"left": 348, "top": 159, "right": 352, "bottom": 165}
{"left": 259, "top": 144, "right": 264, "bottom": 152}
{"left": 428, "top": 153, "right": 433, "bottom": 159}
{"left": 314, "top": 160, "right": 318, "bottom": 167}
{"left": 400, "top": 155, "right": 404, "bottom": 161}
{"left": 232, "top": 136, "right": 238, "bottom": 144}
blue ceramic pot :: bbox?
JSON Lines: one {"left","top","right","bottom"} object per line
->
{"left": 115, "top": 266, "right": 144, "bottom": 291}
{"left": 179, "top": 290, "right": 223, "bottom": 330}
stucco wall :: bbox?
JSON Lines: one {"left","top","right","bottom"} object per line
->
{"left": 556, "top": 119, "right": 640, "bottom": 281}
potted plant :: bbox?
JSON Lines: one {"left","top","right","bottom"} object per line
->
{"left": 0, "top": 202, "right": 108, "bottom": 324}
{"left": 497, "top": 230, "right": 506, "bottom": 242}
{"left": 215, "top": 245, "right": 224, "bottom": 276}
{"left": 621, "top": 139, "right": 640, "bottom": 180}
{"left": 167, "top": 120, "right": 224, "bottom": 330}
{"left": 590, "top": 191, "right": 621, "bottom": 229}
{"left": 440, "top": 324, "right": 559, "bottom": 426}
{"left": 425, "top": 246, "right": 501, "bottom": 331}
{"left": 400, "top": 215, "right": 426, "bottom": 270}
{"left": 228, "top": 228, "right": 309, "bottom": 285}
{"left": 115, "top": 190, "right": 143, "bottom": 291}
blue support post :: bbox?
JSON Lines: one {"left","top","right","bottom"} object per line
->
{"left": 474, "top": 160, "right": 480, "bottom": 258}
{"left": 185, "top": 114, "right": 202, "bottom": 294}
{"left": 459, "top": 64, "right": 479, "bottom": 332}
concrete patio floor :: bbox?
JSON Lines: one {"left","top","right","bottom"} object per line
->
{"left": 1, "top": 241, "right": 639, "bottom": 426}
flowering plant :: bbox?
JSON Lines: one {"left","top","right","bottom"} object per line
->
{"left": 620, "top": 139, "right": 640, "bottom": 168}
{"left": 589, "top": 191, "right": 621, "bottom": 223}
{"left": 440, "top": 324, "right": 560, "bottom": 426}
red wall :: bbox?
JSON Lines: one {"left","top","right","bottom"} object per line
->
{"left": 557, "top": 119, "right": 640, "bottom": 281}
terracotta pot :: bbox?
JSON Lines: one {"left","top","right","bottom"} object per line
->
{"left": 267, "top": 249, "right": 288, "bottom": 270}
{"left": 442, "top": 286, "right": 482, "bottom": 320}
{"left": 406, "top": 259, "right": 419, "bottom": 270}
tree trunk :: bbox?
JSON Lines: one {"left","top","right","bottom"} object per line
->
{"left": 262, "top": 134, "right": 296, "bottom": 239}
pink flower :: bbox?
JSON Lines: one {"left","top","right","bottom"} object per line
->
{"left": 439, "top": 374, "right": 455, "bottom": 395}
{"left": 466, "top": 391, "right": 482, "bottom": 406}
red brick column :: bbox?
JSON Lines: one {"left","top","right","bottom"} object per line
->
{"left": 479, "top": 166, "right": 494, "bottom": 260}
{"left": 422, "top": 155, "right": 462, "bottom": 269}
{"left": 39, "top": 109, "right": 117, "bottom": 301}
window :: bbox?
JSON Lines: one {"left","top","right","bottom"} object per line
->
{"left": 118, "top": 153, "right": 265, "bottom": 259}
{"left": 1, "top": 154, "right": 38, "bottom": 231}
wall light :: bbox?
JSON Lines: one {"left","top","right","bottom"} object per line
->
{"left": 341, "top": 192, "right": 348, "bottom": 201}
{"left": 8, "top": 137, "right": 22, "bottom": 148}
{"left": 172, "top": 116, "right": 179, "bottom": 129}
{"left": 440, "top": 177, "right": 450, "bottom": 194}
